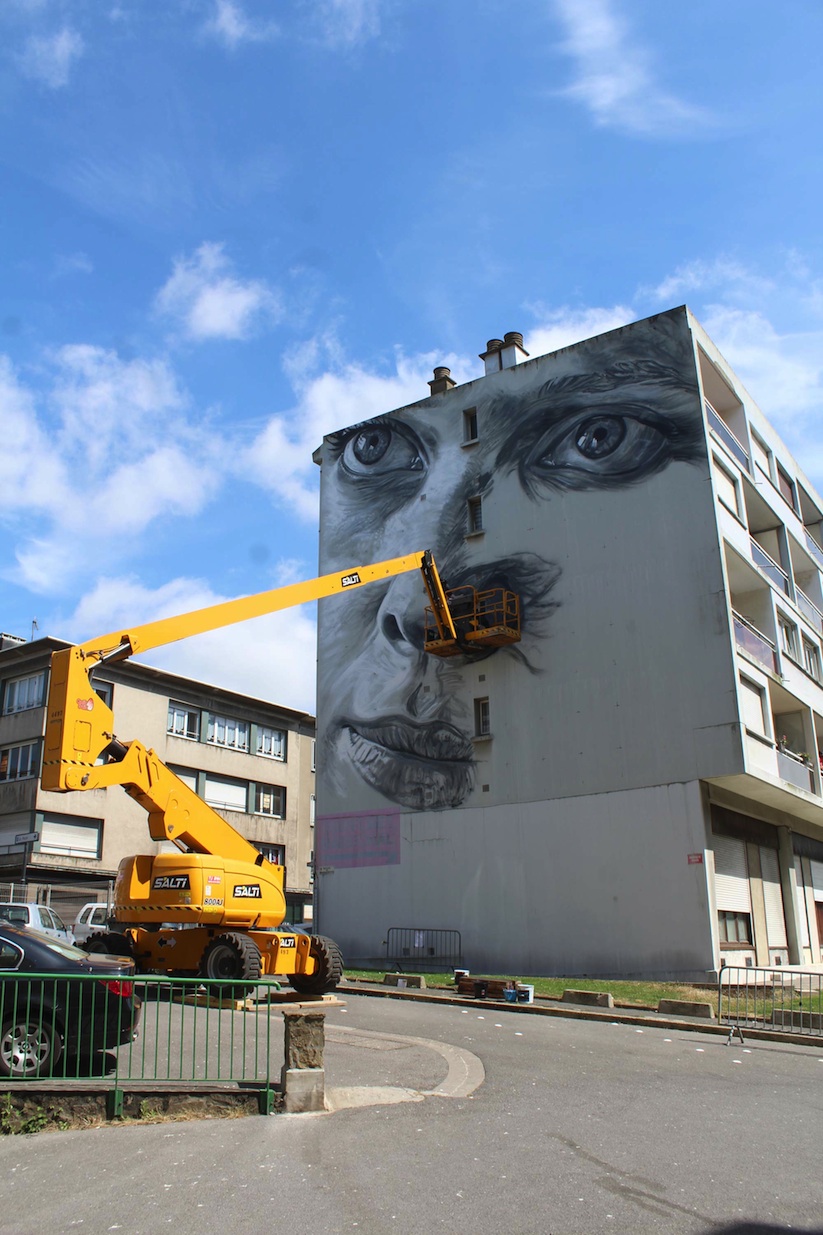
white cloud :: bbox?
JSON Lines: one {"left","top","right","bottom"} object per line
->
{"left": 552, "top": 0, "right": 712, "bottom": 136}
{"left": 53, "top": 251, "right": 94, "bottom": 278}
{"left": 313, "top": 0, "right": 380, "bottom": 48}
{"left": 647, "top": 258, "right": 774, "bottom": 305}
{"left": 524, "top": 303, "right": 636, "bottom": 357}
{"left": 203, "top": 1, "right": 278, "bottom": 49}
{"left": 66, "top": 572, "right": 319, "bottom": 713}
{"left": 155, "top": 242, "right": 280, "bottom": 341}
{"left": 0, "top": 347, "right": 224, "bottom": 594}
{"left": 19, "top": 26, "right": 84, "bottom": 88}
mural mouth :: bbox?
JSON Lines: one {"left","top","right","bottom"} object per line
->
{"left": 340, "top": 717, "right": 475, "bottom": 809}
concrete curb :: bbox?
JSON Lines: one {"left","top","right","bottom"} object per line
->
{"left": 339, "top": 982, "right": 823, "bottom": 1049}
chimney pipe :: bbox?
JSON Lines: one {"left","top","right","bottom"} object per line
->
{"left": 428, "top": 366, "right": 457, "bottom": 396}
{"left": 479, "top": 339, "right": 504, "bottom": 376}
{"left": 499, "top": 331, "right": 529, "bottom": 369}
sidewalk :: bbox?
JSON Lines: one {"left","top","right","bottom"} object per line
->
{"left": 338, "top": 976, "right": 823, "bottom": 1048}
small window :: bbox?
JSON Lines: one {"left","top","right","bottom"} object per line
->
{"left": 474, "top": 697, "right": 490, "bottom": 737}
{"left": 253, "top": 840, "right": 285, "bottom": 866}
{"left": 93, "top": 680, "right": 113, "bottom": 708}
{"left": 3, "top": 671, "right": 45, "bottom": 715}
{"left": 257, "top": 725, "right": 286, "bottom": 760}
{"left": 803, "top": 639, "right": 821, "bottom": 681}
{"left": 467, "top": 495, "right": 483, "bottom": 534}
{"left": 204, "top": 773, "right": 248, "bottom": 812}
{"left": 254, "top": 783, "right": 286, "bottom": 817}
{"left": 712, "top": 456, "right": 740, "bottom": 517}
{"left": 463, "top": 407, "right": 478, "bottom": 443}
{"left": 739, "top": 675, "right": 767, "bottom": 735}
{"left": 776, "top": 463, "right": 797, "bottom": 512}
{"left": 778, "top": 615, "right": 799, "bottom": 660}
{"left": 207, "top": 713, "right": 249, "bottom": 752}
{"left": 718, "top": 910, "right": 752, "bottom": 944}
{"left": 0, "top": 741, "right": 38, "bottom": 782}
{"left": 751, "top": 431, "right": 772, "bottom": 480}
{"left": 168, "top": 702, "right": 200, "bottom": 741}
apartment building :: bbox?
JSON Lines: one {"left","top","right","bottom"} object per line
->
{"left": 0, "top": 636, "right": 316, "bottom": 922}
{"left": 312, "top": 306, "right": 823, "bottom": 979}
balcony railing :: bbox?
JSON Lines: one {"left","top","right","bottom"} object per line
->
{"left": 733, "top": 612, "right": 777, "bottom": 673}
{"left": 796, "top": 588, "right": 823, "bottom": 633}
{"left": 750, "top": 539, "right": 791, "bottom": 595}
{"left": 706, "top": 402, "right": 750, "bottom": 472}
{"left": 804, "top": 529, "right": 823, "bottom": 572}
{"left": 776, "top": 748, "right": 816, "bottom": 794}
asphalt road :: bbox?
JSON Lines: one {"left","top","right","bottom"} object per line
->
{"left": 1, "top": 994, "right": 822, "bottom": 1235}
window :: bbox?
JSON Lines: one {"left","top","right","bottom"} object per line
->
{"left": 803, "top": 639, "right": 821, "bottom": 681}
{"left": 39, "top": 814, "right": 102, "bottom": 859}
{"left": 257, "top": 725, "right": 286, "bottom": 760}
{"left": 93, "top": 680, "right": 113, "bottom": 708}
{"left": 207, "top": 713, "right": 249, "bottom": 751}
{"left": 739, "top": 675, "right": 767, "bottom": 735}
{"left": 776, "top": 463, "right": 797, "bottom": 512}
{"left": 0, "top": 741, "right": 38, "bottom": 781}
{"left": 254, "top": 783, "right": 286, "bottom": 817}
{"left": 474, "top": 697, "right": 490, "bottom": 737}
{"left": 3, "top": 671, "right": 45, "bottom": 715}
{"left": 253, "top": 840, "right": 285, "bottom": 866}
{"left": 712, "top": 456, "right": 740, "bottom": 517}
{"left": 168, "top": 702, "right": 200, "bottom": 741}
{"left": 203, "top": 773, "right": 248, "bottom": 812}
{"left": 751, "top": 431, "right": 772, "bottom": 480}
{"left": 463, "top": 407, "right": 478, "bottom": 443}
{"left": 467, "top": 495, "right": 483, "bottom": 534}
{"left": 311, "top": 740, "right": 316, "bottom": 772}
{"left": 778, "top": 615, "right": 799, "bottom": 660}
{"left": 717, "top": 910, "right": 752, "bottom": 944}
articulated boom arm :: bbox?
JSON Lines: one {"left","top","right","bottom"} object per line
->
{"left": 41, "top": 551, "right": 455, "bottom": 865}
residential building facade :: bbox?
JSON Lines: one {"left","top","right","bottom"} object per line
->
{"left": 0, "top": 636, "right": 316, "bottom": 923}
{"left": 313, "top": 306, "right": 823, "bottom": 979}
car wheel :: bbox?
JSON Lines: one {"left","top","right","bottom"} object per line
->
{"left": 0, "top": 1015, "right": 63, "bottom": 1078}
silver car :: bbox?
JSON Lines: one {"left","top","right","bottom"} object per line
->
{"left": 71, "top": 903, "right": 113, "bottom": 946}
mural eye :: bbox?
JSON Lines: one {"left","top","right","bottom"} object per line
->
{"left": 526, "top": 406, "right": 673, "bottom": 489}
{"left": 337, "top": 421, "right": 426, "bottom": 479}
{"left": 574, "top": 416, "right": 626, "bottom": 459}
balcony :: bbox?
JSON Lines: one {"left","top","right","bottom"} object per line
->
{"left": 776, "top": 748, "right": 816, "bottom": 794}
{"left": 804, "top": 529, "right": 823, "bottom": 572}
{"left": 733, "top": 612, "right": 777, "bottom": 673}
{"left": 796, "top": 587, "right": 823, "bottom": 634}
{"left": 750, "top": 539, "right": 791, "bottom": 595}
{"left": 706, "top": 402, "right": 750, "bottom": 472}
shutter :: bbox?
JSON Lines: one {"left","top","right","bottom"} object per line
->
{"left": 204, "top": 774, "right": 247, "bottom": 812}
{"left": 759, "top": 846, "right": 787, "bottom": 947}
{"left": 810, "top": 859, "right": 823, "bottom": 903}
{"left": 739, "top": 678, "right": 766, "bottom": 734}
{"left": 714, "top": 461, "right": 738, "bottom": 514}
{"left": 713, "top": 835, "right": 751, "bottom": 911}
{"left": 40, "top": 817, "right": 99, "bottom": 858}
{"left": 794, "top": 856, "right": 811, "bottom": 948}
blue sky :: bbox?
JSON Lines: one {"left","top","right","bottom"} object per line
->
{"left": 2, "top": 0, "right": 822, "bottom": 712}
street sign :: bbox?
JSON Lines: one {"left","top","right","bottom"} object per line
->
{"left": 15, "top": 832, "right": 39, "bottom": 844}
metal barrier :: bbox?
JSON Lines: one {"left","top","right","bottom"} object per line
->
{"left": 718, "top": 965, "right": 823, "bottom": 1043}
{"left": 385, "top": 927, "right": 462, "bottom": 973}
{"left": 0, "top": 972, "right": 291, "bottom": 1112}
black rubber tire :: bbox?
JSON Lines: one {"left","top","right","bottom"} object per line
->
{"left": 0, "top": 1013, "right": 63, "bottom": 1078}
{"left": 198, "top": 932, "right": 262, "bottom": 999}
{"left": 83, "top": 931, "right": 133, "bottom": 958}
{"left": 290, "top": 935, "right": 344, "bottom": 995}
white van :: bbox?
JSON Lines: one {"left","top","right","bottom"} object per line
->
{"left": 72, "top": 902, "right": 113, "bottom": 946}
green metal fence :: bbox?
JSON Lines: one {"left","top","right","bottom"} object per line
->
{"left": 1, "top": 972, "right": 288, "bottom": 1109}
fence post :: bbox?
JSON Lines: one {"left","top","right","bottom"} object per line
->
{"left": 281, "top": 1009, "right": 325, "bottom": 1113}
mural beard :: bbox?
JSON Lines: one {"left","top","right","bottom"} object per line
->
{"left": 316, "top": 314, "right": 707, "bottom": 812}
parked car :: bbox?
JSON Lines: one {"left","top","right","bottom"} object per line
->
{"left": 72, "top": 902, "right": 113, "bottom": 946}
{"left": 0, "top": 923, "right": 141, "bottom": 1078}
{"left": 0, "top": 902, "right": 73, "bottom": 944}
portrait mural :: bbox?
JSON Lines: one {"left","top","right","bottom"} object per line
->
{"left": 315, "top": 309, "right": 708, "bottom": 825}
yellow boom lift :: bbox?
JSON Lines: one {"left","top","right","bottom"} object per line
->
{"left": 41, "top": 551, "right": 519, "bottom": 991}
